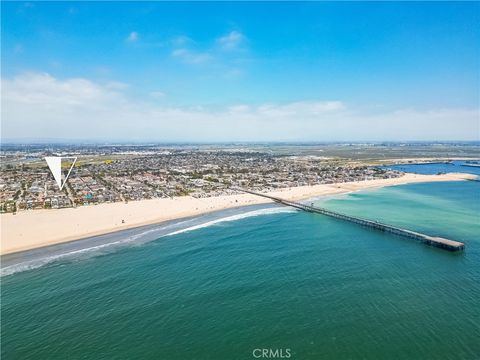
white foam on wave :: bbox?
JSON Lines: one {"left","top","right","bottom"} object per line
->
{"left": 0, "top": 219, "right": 200, "bottom": 277}
{"left": 163, "top": 207, "right": 296, "bottom": 237}
{"left": 1, "top": 228, "right": 157, "bottom": 277}
{"left": 1, "top": 207, "right": 295, "bottom": 277}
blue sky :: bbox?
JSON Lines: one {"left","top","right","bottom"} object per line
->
{"left": 2, "top": 1, "right": 479, "bottom": 141}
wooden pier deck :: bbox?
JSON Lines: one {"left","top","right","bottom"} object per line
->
{"left": 236, "top": 188, "right": 465, "bottom": 252}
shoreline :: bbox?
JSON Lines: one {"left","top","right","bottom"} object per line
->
{"left": 1, "top": 172, "right": 475, "bottom": 255}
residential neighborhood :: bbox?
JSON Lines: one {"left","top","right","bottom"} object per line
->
{"left": 0, "top": 145, "right": 401, "bottom": 213}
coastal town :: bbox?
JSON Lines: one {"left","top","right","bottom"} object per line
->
{"left": 0, "top": 146, "right": 402, "bottom": 213}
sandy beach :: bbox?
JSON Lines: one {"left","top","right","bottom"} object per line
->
{"left": 0, "top": 172, "right": 475, "bottom": 255}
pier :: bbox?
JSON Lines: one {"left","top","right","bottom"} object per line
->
{"left": 235, "top": 188, "right": 465, "bottom": 252}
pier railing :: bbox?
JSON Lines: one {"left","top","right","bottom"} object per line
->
{"left": 234, "top": 188, "right": 465, "bottom": 252}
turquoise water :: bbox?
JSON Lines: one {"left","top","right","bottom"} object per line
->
{"left": 2, "top": 181, "right": 479, "bottom": 359}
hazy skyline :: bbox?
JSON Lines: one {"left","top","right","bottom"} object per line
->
{"left": 2, "top": 1, "right": 479, "bottom": 141}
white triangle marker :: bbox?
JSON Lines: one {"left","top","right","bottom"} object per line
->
{"left": 45, "top": 156, "right": 77, "bottom": 190}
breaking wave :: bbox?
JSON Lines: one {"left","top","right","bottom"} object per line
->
{"left": 1, "top": 207, "right": 295, "bottom": 277}
{"left": 163, "top": 207, "right": 295, "bottom": 237}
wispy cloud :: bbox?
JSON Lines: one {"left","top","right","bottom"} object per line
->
{"left": 223, "top": 68, "right": 244, "bottom": 79}
{"left": 171, "top": 48, "right": 211, "bottom": 64}
{"left": 3, "top": 73, "right": 125, "bottom": 106}
{"left": 171, "top": 35, "right": 192, "bottom": 47}
{"left": 105, "top": 81, "right": 129, "bottom": 90}
{"left": 256, "top": 101, "right": 345, "bottom": 117}
{"left": 169, "top": 31, "right": 247, "bottom": 67}
{"left": 217, "top": 31, "right": 244, "bottom": 50}
{"left": 150, "top": 91, "right": 166, "bottom": 99}
{"left": 3, "top": 73, "right": 478, "bottom": 142}
{"left": 126, "top": 31, "right": 139, "bottom": 42}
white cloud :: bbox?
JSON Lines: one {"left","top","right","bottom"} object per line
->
{"left": 171, "top": 48, "right": 211, "bottom": 64}
{"left": 150, "top": 91, "right": 166, "bottom": 99}
{"left": 3, "top": 73, "right": 124, "bottom": 106}
{"left": 126, "top": 31, "right": 139, "bottom": 42}
{"left": 2, "top": 73, "right": 479, "bottom": 142}
{"left": 257, "top": 101, "right": 345, "bottom": 117}
{"left": 170, "top": 31, "right": 246, "bottom": 67}
{"left": 105, "top": 81, "right": 129, "bottom": 90}
{"left": 217, "top": 31, "right": 244, "bottom": 50}
{"left": 171, "top": 35, "right": 192, "bottom": 46}
{"left": 223, "top": 68, "right": 244, "bottom": 79}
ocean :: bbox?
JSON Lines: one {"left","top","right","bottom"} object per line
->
{"left": 1, "top": 180, "right": 479, "bottom": 359}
